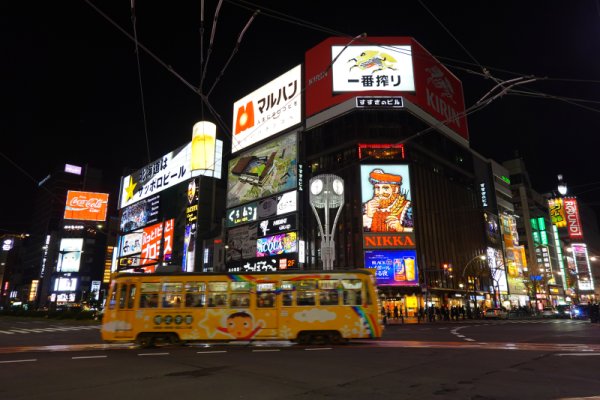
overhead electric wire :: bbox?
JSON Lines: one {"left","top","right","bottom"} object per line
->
{"left": 84, "top": 0, "right": 599, "bottom": 175}
{"left": 200, "top": 0, "right": 223, "bottom": 92}
{"left": 199, "top": 0, "right": 206, "bottom": 120}
{"left": 84, "top": 0, "right": 231, "bottom": 138}
{"left": 207, "top": 9, "right": 259, "bottom": 97}
{"left": 130, "top": 0, "right": 152, "bottom": 163}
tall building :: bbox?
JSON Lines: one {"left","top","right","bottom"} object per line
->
{"left": 503, "top": 158, "right": 563, "bottom": 309}
{"left": 223, "top": 37, "right": 506, "bottom": 318}
{"left": 9, "top": 163, "right": 112, "bottom": 309}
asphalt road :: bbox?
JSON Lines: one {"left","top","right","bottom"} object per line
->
{"left": 1, "top": 317, "right": 599, "bottom": 400}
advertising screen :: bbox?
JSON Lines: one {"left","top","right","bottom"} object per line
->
{"left": 232, "top": 64, "right": 302, "bottom": 153}
{"left": 360, "top": 164, "right": 413, "bottom": 233}
{"left": 256, "top": 232, "right": 297, "bottom": 257}
{"left": 120, "top": 194, "right": 160, "bottom": 233}
{"left": 548, "top": 198, "right": 567, "bottom": 228}
{"left": 364, "top": 249, "right": 418, "bottom": 286}
{"left": 227, "top": 132, "right": 298, "bottom": 208}
{"left": 63, "top": 190, "right": 109, "bottom": 222}
{"left": 57, "top": 238, "right": 83, "bottom": 272}
{"left": 486, "top": 247, "right": 508, "bottom": 293}
{"left": 120, "top": 232, "right": 143, "bottom": 257}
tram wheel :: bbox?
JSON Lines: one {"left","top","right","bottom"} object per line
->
{"left": 137, "top": 334, "right": 155, "bottom": 348}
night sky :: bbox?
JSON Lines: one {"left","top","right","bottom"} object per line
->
{"left": 2, "top": 1, "right": 600, "bottom": 233}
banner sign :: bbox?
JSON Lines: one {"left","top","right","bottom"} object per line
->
{"left": 564, "top": 197, "right": 584, "bottom": 239}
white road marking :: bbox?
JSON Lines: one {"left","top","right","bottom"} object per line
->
{"left": 72, "top": 355, "right": 108, "bottom": 359}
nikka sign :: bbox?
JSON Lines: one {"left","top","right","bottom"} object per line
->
{"left": 363, "top": 233, "right": 416, "bottom": 249}
{"left": 563, "top": 197, "right": 584, "bottom": 240}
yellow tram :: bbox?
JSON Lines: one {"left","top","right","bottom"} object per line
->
{"left": 101, "top": 269, "right": 384, "bottom": 347}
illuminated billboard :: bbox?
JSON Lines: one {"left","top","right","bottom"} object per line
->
{"left": 548, "top": 198, "right": 567, "bottom": 228}
{"left": 572, "top": 243, "right": 595, "bottom": 291}
{"left": 227, "top": 254, "right": 298, "bottom": 272}
{"left": 226, "top": 202, "right": 258, "bottom": 228}
{"left": 305, "top": 37, "right": 468, "bottom": 140}
{"left": 119, "top": 139, "right": 223, "bottom": 209}
{"left": 358, "top": 143, "right": 405, "bottom": 160}
{"left": 227, "top": 132, "right": 298, "bottom": 208}
{"left": 232, "top": 64, "right": 302, "bottom": 153}
{"left": 486, "top": 247, "right": 508, "bottom": 293}
{"left": 54, "top": 277, "right": 78, "bottom": 292}
{"left": 64, "top": 191, "right": 109, "bottom": 222}
{"left": 120, "top": 194, "right": 160, "bottom": 232}
{"left": 57, "top": 238, "right": 83, "bottom": 272}
{"left": 118, "top": 219, "right": 174, "bottom": 271}
{"left": 256, "top": 232, "right": 297, "bottom": 257}
{"left": 140, "top": 219, "right": 174, "bottom": 267}
{"left": 331, "top": 45, "right": 415, "bottom": 92}
{"left": 226, "top": 223, "right": 258, "bottom": 262}
{"left": 564, "top": 197, "right": 584, "bottom": 239}
{"left": 364, "top": 249, "right": 418, "bottom": 286}
{"left": 360, "top": 164, "right": 413, "bottom": 233}
{"left": 258, "top": 214, "right": 297, "bottom": 237}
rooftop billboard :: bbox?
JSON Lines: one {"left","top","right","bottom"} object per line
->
{"left": 305, "top": 37, "right": 469, "bottom": 141}
{"left": 119, "top": 140, "right": 223, "bottom": 209}
{"left": 232, "top": 65, "right": 302, "bottom": 153}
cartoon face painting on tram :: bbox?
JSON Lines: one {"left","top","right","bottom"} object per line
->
{"left": 101, "top": 269, "right": 384, "bottom": 347}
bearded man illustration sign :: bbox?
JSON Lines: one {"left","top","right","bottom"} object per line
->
{"left": 361, "top": 165, "right": 413, "bottom": 233}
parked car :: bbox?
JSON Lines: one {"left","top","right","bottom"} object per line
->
{"left": 483, "top": 308, "right": 509, "bottom": 320}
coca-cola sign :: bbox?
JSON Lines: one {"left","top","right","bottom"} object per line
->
{"left": 563, "top": 197, "right": 584, "bottom": 240}
{"left": 64, "top": 190, "right": 109, "bottom": 222}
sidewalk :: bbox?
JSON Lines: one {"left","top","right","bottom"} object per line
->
{"left": 382, "top": 315, "right": 537, "bottom": 325}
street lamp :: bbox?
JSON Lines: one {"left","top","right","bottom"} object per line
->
{"left": 309, "top": 174, "right": 345, "bottom": 270}
{"left": 461, "top": 254, "right": 487, "bottom": 318}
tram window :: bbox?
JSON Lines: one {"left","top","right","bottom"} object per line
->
{"left": 207, "top": 281, "right": 228, "bottom": 307}
{"left": 207, "top": 293, "right": 228, "bottom": 307}
{"left": 319, "top": 280, "right": 339, "bottom": 306}
{"left": 185, "top": 282, "right": 206, "bottom": 308}
{"left": 161, "top": 282, "right": 183, "bottom": 308}
{"left": 230, "top": 293, "right": 250, "bottom": 308}
{"left": 342, "top": 279, "right": 362, "bottom": 305}
{"left": 127, "top": 285, "right": 137, "bottom": 309}
{"left": 108, "top": 287, "right": 117, "bottom": 310}
{"left": 118, "top": 285, "right": 127, "bottom": 309}
{"left": 230, "top": 281, "right": 251, "bottom": 292}
{"left": 257, "top": 292, "right": 275, "bottom": 308}
{"left": 257, "top": 282, "right": 276, "bottom": 308}
{"left": 297, "top": 280, "right": 317, "bottom": 306}
{"left": 140, "top": 283, "right": 159, "bottom": 308}
{"left": 140, "top": 293, "right": 158, "bottom": 308}
{"left": 281, "top": 281, "right": 294, "bottom": 306}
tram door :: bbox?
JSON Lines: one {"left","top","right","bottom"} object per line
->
{"left": 115, "top": 282, "right": 137, "bottom": 339}
{"left": 254, "top": 282, "right": 278, "bottom": 338}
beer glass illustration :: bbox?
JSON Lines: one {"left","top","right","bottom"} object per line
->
{"left": 191, "top": 121, "right": 216, "bottom": 171}
{"left": 404, "top": 256, "right": 415, "bottom": 281}
{"left": 393, "top": 258, "right": 406, "bottom": 281}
